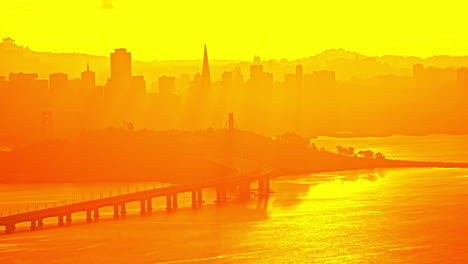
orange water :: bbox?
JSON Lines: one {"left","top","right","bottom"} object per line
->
{"left": 1, "top": 135, "right": 468, "bottom": 263}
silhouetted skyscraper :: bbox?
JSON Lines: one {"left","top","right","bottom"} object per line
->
{"left": 201, "top": 44, "right": 211, "bottom": 91}
{"left": 111, "top": 49, "right": 132, "bottom": 82}
{"left": 49, "top": 73, "right": 68, "bottom": 91}
{"left": 296, "top": 65, "right": 303, "bottom": 102}
{"left": 109, "top": 48, "right": 132, "bottom": 96}
{"left": 106, "top": 47, "right": 145, "bottom": 108}
{"left": 254, "top": 56, "right": 260, "bottom": 65}
{"left": 9, "top": 73, "right": 38, "bottom": 90}
{"left": 81, "top": 63, "right": 96, "bottom": 91}
{"left": 131, "top": 76, "right": 146, "bottom": 96}
{"left": 159, "top": 76, "right": 176, "bottom": 96}
{"left": 296, "top": 65, "right": 303, "bottom": 83}
{"left": 9, "top": 73, "right": 38, "bottom": 83}
{"left": 183, "top": 45, "right": 213, "bottom": 130}
{"left": 295, "top": 65, "right": 304, "bottom": 130}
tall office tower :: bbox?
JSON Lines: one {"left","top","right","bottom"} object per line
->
{"left": 221, "top": 71, "right": 233, "bottom": 88}
{"left": 253, "top": 56, "right": 261, "bottom": 65}
{"left": 9, "top": 73, "right": 38, "bottom": 90}
{"left": 296, "top": 65, "right": 303, "bottom": 86}
{"left": 295, "top": 65, "right": 304, "bottom": 130}
{"left": 110, "top": 48, "right": 132, "bottom": 92}
{"left": 159, "top": 76, "right": 176, "bottom": 96}
{"left": 219, "top": 71, "right": 233, "bottom": 112}
{"left": 201, "top": 44, "right": 211, "bottom": 92}
{"left": 131, "top": 76, "right": 146, "bottom": 96}
{"left": 296, "top": 65, "right": 303, "bottom": 102}
{"left": 250, "top": 64, "right": 264, "bottom": 80}
{"left": 111, "top": 48, "right": 131, "bottom": 80}
{"left": 183, "top": 45, "right": 213, "bottom": 130}
{"left": 49, "top": 73, "right": 68, "bottom": 91}
{"left": 81, "top": 63, "right": 96, "bottom": 91}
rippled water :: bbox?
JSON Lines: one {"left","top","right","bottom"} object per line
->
{"left": 1, "top": 168, "right": 468, "bottom": 263}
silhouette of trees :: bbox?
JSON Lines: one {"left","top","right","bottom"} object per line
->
{"left": 125, "top": 122, "right": 134, "bottom": 131}
{"left": 375, "top": 152, "right": 385, "bottom": 159}
{"left": 338, "top": 146, "right": 385, "bottom": 159}
{"left": 310, "top": 143, "right": 318, "bottom": 151}
{"left": 2, "top": 37, "right": 15, "bottom": 44}
{"left": 336, "top": 145, "right": 355, "bottom": 156}
{"left": 277, "top": 132, "right": 310, "bottom": 150}
{"left": 357, "top": 150, "right": 375, "bottom": 159}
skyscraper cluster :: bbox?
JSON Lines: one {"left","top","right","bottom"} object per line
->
{"left": 0, "top": 45, "right": 467, "bottom": 144}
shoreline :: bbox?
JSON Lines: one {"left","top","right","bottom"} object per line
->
{"left": 1, "top": 160, "right": 467, "bottom": 185}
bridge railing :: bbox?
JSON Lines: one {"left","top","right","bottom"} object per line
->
{"left": 0, "top": 164, "right": 274, "bottom": 226}
{"left": 0, "top": 182, "right": 172, "bottom": 218}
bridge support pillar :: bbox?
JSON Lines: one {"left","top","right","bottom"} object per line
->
{"left": 191, "top": 191, "right": 197, "bottom": 208}
{"left": 257, "top": 193, "right": 270, "bottom": 210}
{"left": 239, "top": 181, "right": 250, "bottom": 200}
{"left": 120, "top": 203, "right": 126, "bottom": 216}
{"left": 172, "top": 194, "right": 178, "bottom": 209}
{"left": 216, "top": 187, "right": 222, "bottom": 204}
{"left": 140, "top": 200, "right": 146, "bottom": 215}
{"left": 113, "top": 205, "right": 120, "bottom": 219}
{"left": 38, "top": 219, "right": 44, "bottom": 228}
{"left": 58, "top": 215, "right": 64, "bottom": 226}
{"left": 5, "top": 224, "right": 15, "bottom": 234}
{"left": 166, "top": 195, "right": 172, "bottom": 212}
{"left": 30, "top": 220, "right": 37, "bottom": 230}
{"left": 147, "top": 199, "right": 153, "bottom": 213}
{"left": 216, "top": 186, "right": 227, "bottom": 205}
{"left": 258, "top": 177, "right": 266, "bottom": 197}
{"left": 93, "top": 209, "right": 100, "bottom": 220}
{"left": 221, "top": 186, "right": 227, "bottom": 203}
{"left": 197, "top": 190, "right": 203, "bottom": 207}
{"left": 258, "top": 178, "right": 263, "bottom": 197}
{"left": 66, "top": 213, "right": 72, "bottom": 224}
{"left": 86, "top": 210, "right": 92, "bottom": 223}
{"left": 258, "top": 176, "right": 271, "bottom": 198}
{"left": 265, "top": 175, "right": 270, "bottom": 193}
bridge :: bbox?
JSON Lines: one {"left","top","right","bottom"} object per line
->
{"left": 0, "top": 168, "right": 273, "bottom": 234}
{"left": 0, "top": 113, "right": 275, "bottom": 234}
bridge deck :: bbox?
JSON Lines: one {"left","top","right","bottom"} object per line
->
{"left": 0, "top": 169, "right": 271, "bottom": 226}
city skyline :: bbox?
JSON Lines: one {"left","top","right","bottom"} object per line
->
{"left": 1, "top": 42, "right": 468, "bottom": 145}
{"left": 5, "top": 38, "right": 468, "bottom": 84}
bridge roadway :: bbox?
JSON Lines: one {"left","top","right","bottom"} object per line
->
{"left": 0, "top": 169, "right": 272, "bottom": 234}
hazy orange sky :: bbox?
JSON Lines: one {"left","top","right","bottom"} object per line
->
{"left": 2, "top": 0, "right": 468, "bottom": 60}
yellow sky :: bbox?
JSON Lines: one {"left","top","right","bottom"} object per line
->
{"left": 2, "top": 0, "right": 468, "bottom": 60}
